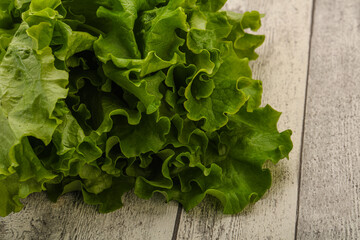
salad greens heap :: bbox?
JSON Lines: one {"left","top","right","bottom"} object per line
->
{"left": 0, "top": 0, "right": 292, "bottom": 217}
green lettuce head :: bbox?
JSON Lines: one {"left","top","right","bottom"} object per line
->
{"left": 0, "top": 0, "right": 292, "bottom": 217}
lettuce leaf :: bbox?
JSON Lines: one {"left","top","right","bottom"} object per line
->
{"left": 0, "top": 0, "right": 293, "bottom": 217}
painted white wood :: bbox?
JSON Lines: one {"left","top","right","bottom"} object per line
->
{"left": 0, "top": 192, "right": 178, "bottom": 240}
{"left": 176, "top": 0, "right": 313, "bottom": 239}
{"left": 297, "top": 0, "right": 360, "bottom": 239}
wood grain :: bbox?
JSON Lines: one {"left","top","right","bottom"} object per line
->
{"left": 0, "top": 192, "right": 178, "bottom": 240}
{"left": 175, "top": 0, "right": 314, "bottom": 239}
{"left": 296, "top": 0, "right": 360, "bottom": 239}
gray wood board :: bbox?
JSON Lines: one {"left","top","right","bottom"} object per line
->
{"left": 296, "top": 0, "right": 360, "bottom": 239}
{"left": 175, "top": 0, "right": 314, "bottom": 239}
{"left": 0, "top": 192, "right": 178, "bottom": 240}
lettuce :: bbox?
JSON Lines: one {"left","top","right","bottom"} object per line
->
{"left": 0, "top": 0, "right": 292, "bottom": 217}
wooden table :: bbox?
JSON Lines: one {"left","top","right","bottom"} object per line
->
{"left": 1, "top": 0, "right": 359, "bottom": 239}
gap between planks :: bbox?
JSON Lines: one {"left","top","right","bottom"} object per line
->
{"left": 171, "top": 204, "right": 182, "bottom": 240}
{"left": 294, "top": 0, "right": 317, "bottom": 239}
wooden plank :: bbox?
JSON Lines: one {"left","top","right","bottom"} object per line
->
{"left": 175, "top": 0, "right": 314, "bottom": 239}
{"left": 296, "top": 0, "right": 360, "bottom": 239}
{"left": 0, "top": 192, "right": 178, "bottom": 240}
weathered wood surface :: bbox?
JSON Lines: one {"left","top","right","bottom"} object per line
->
{"left": 0, "top": 192, "right": 178, "bottom": 240}
{"left": 175, "top": 0, "right": 314, "bottom": 239}
{"left": 296, "top": 0, "right": 360, "bottom": 239}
